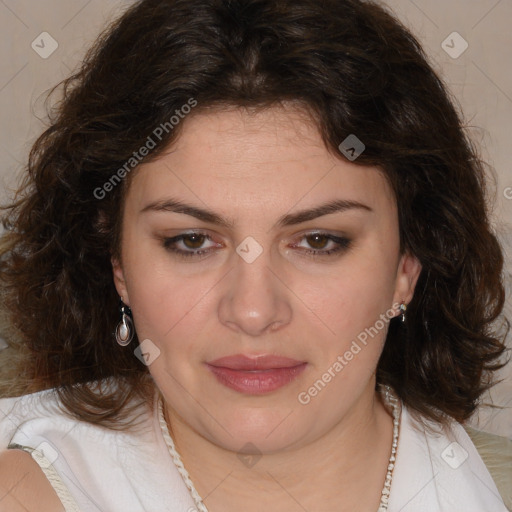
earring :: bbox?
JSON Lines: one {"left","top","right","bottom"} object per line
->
{"left": 115, "top": 300, "right": 134, "bottom": 346}
{"left": 399, "top": 301, "right": 407, "bottom": 323}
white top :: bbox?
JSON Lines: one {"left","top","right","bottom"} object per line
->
{"left": 0, "top": 384, "right": 508, "bottom": 512}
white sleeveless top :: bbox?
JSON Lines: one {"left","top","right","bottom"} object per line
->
{"left": 0, "top": 384, "right": 508, "bottom": 512}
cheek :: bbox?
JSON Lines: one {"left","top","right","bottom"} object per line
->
{"left": 126, "top": 270, "right": 204, "bottom": 343}
{"left": 298, "top": 249, "right": 398, "bottom": 346}
{"left": 120, "top": 241, "right": 186, "bottom": 339}
{"left": 296, "top": 261, "right": 398, "bottom": 407}
{"left": 121, "top": 244, "right": 221, "bottom": 371}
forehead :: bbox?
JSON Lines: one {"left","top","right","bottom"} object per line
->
{"left": 127, "top": 106, "right": 396, "bottom": 216}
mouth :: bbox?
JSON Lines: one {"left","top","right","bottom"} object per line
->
{"left": 205, "top": 354, "right": 308, "bottom": 395}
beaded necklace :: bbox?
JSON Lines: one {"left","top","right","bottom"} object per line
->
{"left": 157, "top": 385, "right": 401, "bottom": 512}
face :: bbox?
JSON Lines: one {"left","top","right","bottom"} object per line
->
{"left": 112, "top": 106, "right": 421, "bottom": 454}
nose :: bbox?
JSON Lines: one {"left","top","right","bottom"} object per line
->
{"left": 218, "top": 243, "right": 293, "bottom": 337}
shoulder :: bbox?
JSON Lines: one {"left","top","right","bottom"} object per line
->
{"left": 0, "top": 449, "right": 64, "bottom": 512}
{"left": 464, "top": 425, "right": 512, "bottom": 511}
{"left": 0, "top": 381, "right": 162, "bottom": 511}
{"left": 0, "top": 388, "right": 63, "bottom": 449}
{"left": 396, "top": 403, "right": 512, "bottom": 511}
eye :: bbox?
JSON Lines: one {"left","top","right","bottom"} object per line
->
{"left": 161, "top": 230, "right": 352, "bottom": 261}
{"left": 162, "top": 231, "right": 220, "bottom": 259}
{"left": 292, "top": 232, "right": 352, "bottom": 257}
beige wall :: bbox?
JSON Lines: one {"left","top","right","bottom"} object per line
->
{"left": 0, "top": 0, "right": 511, "bottom": 437}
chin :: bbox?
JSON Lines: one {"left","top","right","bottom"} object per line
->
{"left": 204, "top": 406, "right": 307, "bottom": 454}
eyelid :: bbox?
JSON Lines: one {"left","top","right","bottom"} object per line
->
{"left": 162, "top": 231, "right": 220, "bottom": 250}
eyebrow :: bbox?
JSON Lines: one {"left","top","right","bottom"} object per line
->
{"left": 140, "top": 197, "right": 372, "bottom": 228}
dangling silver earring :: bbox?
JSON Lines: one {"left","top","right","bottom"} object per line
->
{"left": 399, "top": 301, "right": 407, "bottom": 323}
{"left": 115, "top": 300, "right": 134, "bottom": 346}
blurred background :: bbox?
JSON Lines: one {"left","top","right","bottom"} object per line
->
{"left": 0, "top": 0, "right": 511, "bottom": 437}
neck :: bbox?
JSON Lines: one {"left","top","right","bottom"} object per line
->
{"left": 164, "top": 383, "right": 395, "bottom": 512}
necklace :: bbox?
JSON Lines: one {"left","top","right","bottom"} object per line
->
{"left": 158, "top": 384, "right": 401, "bottom": 512}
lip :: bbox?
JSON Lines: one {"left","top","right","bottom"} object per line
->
{"left": 205, "top": 354, "right": 307, "bottom": 395}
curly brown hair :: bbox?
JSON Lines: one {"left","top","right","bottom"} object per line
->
{"left": 0, "top": 0, "right": 509, "bottom": 428}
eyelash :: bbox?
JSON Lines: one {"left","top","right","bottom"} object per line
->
{"left": 161, "top": 231, "right": 352, "bottom": 260}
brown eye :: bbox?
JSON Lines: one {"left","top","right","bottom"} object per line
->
{"left": 305, "top": 233, "right": 330, "bottom": 250}
{"left": 162, "top": 231, "right": 219, "bottom": 260}
{"left": 292, "top": 232, "right": 352, "bottom": 257}
{"left": 182, "top": 233, "right": 207, "bottom": 249}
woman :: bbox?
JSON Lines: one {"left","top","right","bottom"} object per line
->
{"left": 0, "top": 0, "right": 510, "bottom": 510}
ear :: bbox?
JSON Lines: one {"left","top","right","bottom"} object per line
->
{"left": 111, "top": 256, "right": 130, "bottom": 306}
{"left": 392, "top": 251, "right": 422, "bottom": 308}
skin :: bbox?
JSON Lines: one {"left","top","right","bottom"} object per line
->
{"left": 112, "top": 105, "right": 422, "bottom": 512}
{"left": 0, "top": 450, "right": 65, "bottom": 512}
